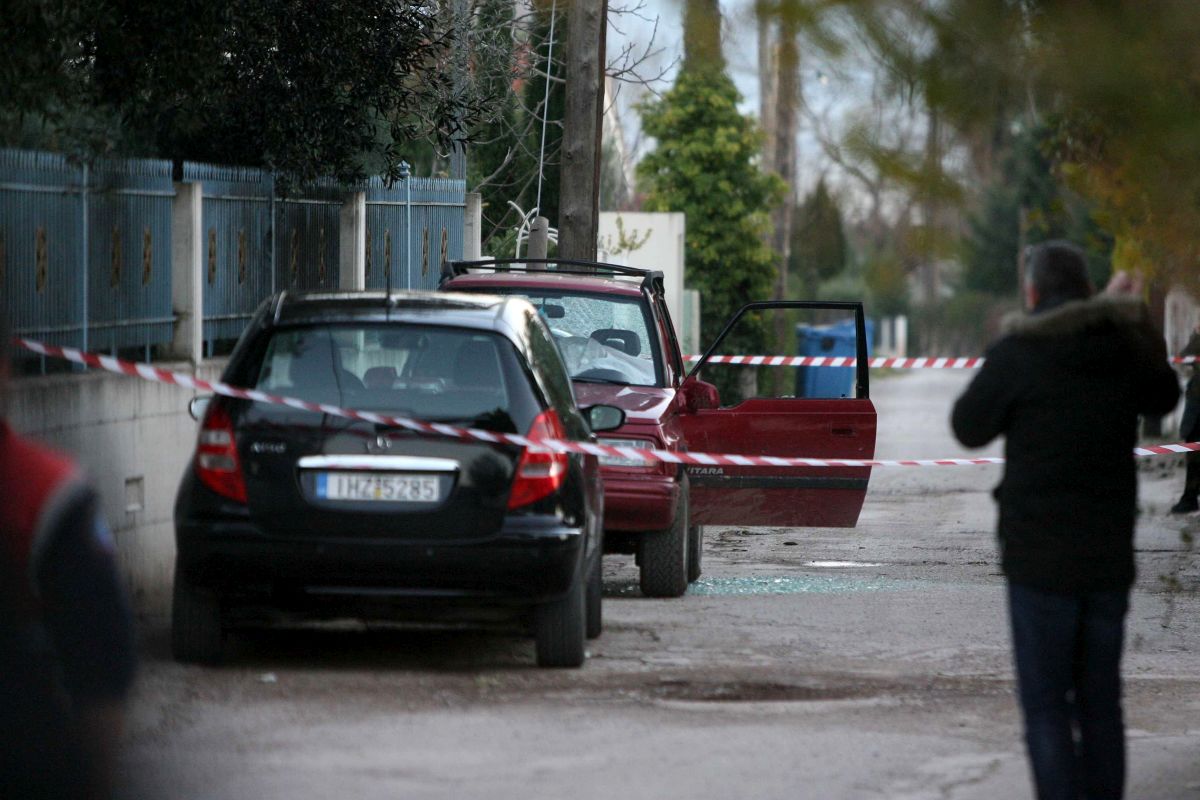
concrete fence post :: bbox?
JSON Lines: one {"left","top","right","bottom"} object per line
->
{"left": 168, "top": 181, "right": 203, "bottom": 365}
{"left": 339, "top": 191, "right": 367, "bottom": 291}
{"left": 464, "top": 192, "right": 482, "bottom": 261}
{"left": 527, "top": 216, "right": 550, "bottom": 263}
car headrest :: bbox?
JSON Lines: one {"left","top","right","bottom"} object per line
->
{"left": 363, "top": 366, "right": 397, "bottom": 389}
{"left": 590, "top": 328, "right": 641, "bottom": 357}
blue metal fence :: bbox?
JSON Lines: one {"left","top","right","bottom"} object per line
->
{"left": 183, "top": 163, "right": 275, "bottom": 344}
{"left": 276, "top": 178, "right": 343, "bottom": 294}
{"left": 1, "top": 149, "right": 175, "bottom": 355}
{"left": 88, "top": 157, "right": 176, "bottom": 353}
{"left": 3, "top": 149, "right": 468, "bottom": 359}
{"left": 365, "top": 177, "right": 465, "bottom": 291}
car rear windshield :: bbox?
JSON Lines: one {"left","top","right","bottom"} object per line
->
{"left": 473, "top": 289, "right": 663, "bottom": 387}
{"left": 251, "top": 324, "right": 542, "bottom": 433}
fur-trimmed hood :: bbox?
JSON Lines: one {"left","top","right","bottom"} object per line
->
{"left": 1001, "top": 295, "right": 1151, "bottom": 339}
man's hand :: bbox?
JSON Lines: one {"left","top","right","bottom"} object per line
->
{"left": 1104, "top": 270, "right": 1144, "bottom": 297}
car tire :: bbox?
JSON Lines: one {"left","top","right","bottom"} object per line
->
{"left": 586, "top": 550, "right": 603, "bottom": 640}
{"left": 687, "top": 522, "right": 703, "bottom": 584}
{"left": 171, "top": 567, "right": 224, "bottom": 665}
{"left": 535, "top": 571, "right": 587, "bottom": 668}
{"left": 639, "top": 483, "right": 689, "bottom": 598}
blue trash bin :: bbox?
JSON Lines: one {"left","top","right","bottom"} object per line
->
{"left": 794, "top": 319, "right": 874, "bottom": 398}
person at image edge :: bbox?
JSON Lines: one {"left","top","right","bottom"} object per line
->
{"left": 0, "top": 309, "right": 137, "bottom": 799}
{"left": 951, "top": 242, "right": 1179, "bottom": 800}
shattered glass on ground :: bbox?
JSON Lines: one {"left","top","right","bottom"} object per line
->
{"left": 686, "top": 575, "right": 920, "bottom": 596}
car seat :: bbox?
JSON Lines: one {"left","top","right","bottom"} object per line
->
{"left": 590, "top": 328, "right": 641, "bottom": 356}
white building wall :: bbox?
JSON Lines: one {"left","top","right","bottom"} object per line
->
{"left": 598, "top": 211, "right": 689, "bottom": 346}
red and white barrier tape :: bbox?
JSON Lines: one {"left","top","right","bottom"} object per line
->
{"left": 685, "top": 354, "right": 1199, "bottom": 368}
{"left": 15, "top": 338, "right": 1200, "bottom": 468}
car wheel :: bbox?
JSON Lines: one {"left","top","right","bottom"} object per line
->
{"left": 639, "top": 482, "right": 688, "bottom": 598}
{"left": 171, "top": 567, "right": 224, "bottom": 665}
{"left": 586, "top": 550, "right": 603, "bottom": 640}
{"left": 535, "top": 571, "right": 587, "bottom": 668}
{"left": 687, "top": 522, "right": 703, "bottom": 584}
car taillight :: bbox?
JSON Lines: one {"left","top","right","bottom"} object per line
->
{"left": 195, "top": 400, "right": 248, "bottom": 504}
{"left": 508, "top": 409, "right": 569, "bottom": 510}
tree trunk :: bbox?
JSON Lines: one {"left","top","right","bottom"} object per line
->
{"left": 771, "top": 15, "right": 799, "bottom": 359}
{"left": 757, "top": 11, "right": 776, "bottom": 171}
{"left": 921, "top": 105, "right": 941, "bottom": 307}
{"left": 557, "top": 0, "right": 608, "bottom": 262}
{"left": 684, "top": 0, "right": 723, "bottom": 68}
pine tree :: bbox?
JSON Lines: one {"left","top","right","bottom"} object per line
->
{"left": 789, "top": 178, "right": 847, "bottom": 294}
{"left": 637, "top": 65, "right": 784, "bottom": 392}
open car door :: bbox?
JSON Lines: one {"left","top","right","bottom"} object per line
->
{"left": 679, "top": 301, "right": 877, "bottom": 528}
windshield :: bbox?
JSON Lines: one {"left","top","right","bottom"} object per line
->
{"left": 251, "top": 324, "right": 540, "bottom": 433}
{"left": 476, "top": 289, "right": 663, "bottom": 387}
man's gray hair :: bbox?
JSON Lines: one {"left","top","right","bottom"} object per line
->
{"left": 1026, "top": 240, "right": 1094, "bottom": 305}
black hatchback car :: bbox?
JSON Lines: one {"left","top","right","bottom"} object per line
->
{"left": 173, "top": 291, "right": 623, "bottom": 668}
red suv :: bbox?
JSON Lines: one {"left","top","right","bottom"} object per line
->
{"left": 442, "top": 259, "right": 878, "bottom": 597}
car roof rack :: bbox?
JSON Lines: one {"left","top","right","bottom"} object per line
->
{"left": 443, "top": 258, "right": 665, "bottom": 295}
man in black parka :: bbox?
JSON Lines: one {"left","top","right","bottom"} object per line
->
{"left": 951, "top": 241, "right": 1179, "bottom": 800}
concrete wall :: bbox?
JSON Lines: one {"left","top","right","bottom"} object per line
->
{"left": 8, "top": 361, "right": 224, "bottom": 616}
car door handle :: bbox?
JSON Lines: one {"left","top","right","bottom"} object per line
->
{"left": 831, "top": 427, "right": 856, "bottom": 437}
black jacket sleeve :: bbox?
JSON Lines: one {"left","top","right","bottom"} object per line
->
{"left": 1129, "top": 317, "right": 1180, "bottom": 418}
{"left": 951, "top": 339, "right": 1020, "bottom": 449}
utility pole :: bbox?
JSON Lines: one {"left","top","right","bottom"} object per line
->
{"left": 449, "top": 0, "right": 471, "bottom": 180}
{"left": 557, "top": 0, "right": 608, "bottom": 262}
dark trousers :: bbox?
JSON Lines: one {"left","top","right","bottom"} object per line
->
{"left": 1180, "top": 450, "right": 1200, "bottom": 503}
{"left": 1007, "top": 583, "right": 1130, "bottom": 800}
{"left": 1181, "top": 387, "right": 1200, "bottom": 502}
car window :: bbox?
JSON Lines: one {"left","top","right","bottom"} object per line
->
{"left": 251, "top": 324, "right": 541, "bottom": 433}
{"left": 693, "top": 306, "right": 868, "bottom": 406}
{"left": 470, "top": 288, "right": 664, "bottom": 387}
{"left": 523, "top": 310, "right": 587, "bottom": 437}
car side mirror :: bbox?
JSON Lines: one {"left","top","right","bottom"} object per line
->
{"left": 188, "top": 396, "right": 211, "bottom": 421}
{"left": 680, "top": 378, "right": 719, "bottom": 412}
{"left": 584, "top": 404, "right": 625, "bottom": 433}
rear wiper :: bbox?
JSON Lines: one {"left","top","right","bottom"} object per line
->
{"left": 430, "top": 409, "right": 517, "bottom": 433}
{"left": 571, "top": 375, "right": 624, "bottom": 384}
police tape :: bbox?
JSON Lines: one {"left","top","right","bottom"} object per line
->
{"left": 15, "top": 337, "right": 1200, "bottom": 468}
{"left": 684, "top": 354, "right": 1199, "bottom": 367}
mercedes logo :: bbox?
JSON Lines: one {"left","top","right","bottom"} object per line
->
{"left": 366, "top": 434, "right": 392, "bottom": 453}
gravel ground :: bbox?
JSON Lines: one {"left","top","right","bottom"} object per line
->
{"left": 116, "top": 369, "right": 1200, "bottom": 800}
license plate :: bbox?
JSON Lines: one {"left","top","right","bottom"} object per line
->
{"left": 316, "top": 472, "right": 441, "bottom": 503}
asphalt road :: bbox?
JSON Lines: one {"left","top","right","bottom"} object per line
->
{"left": 117, "top": 369, "right": 1200, "bottom": 800}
